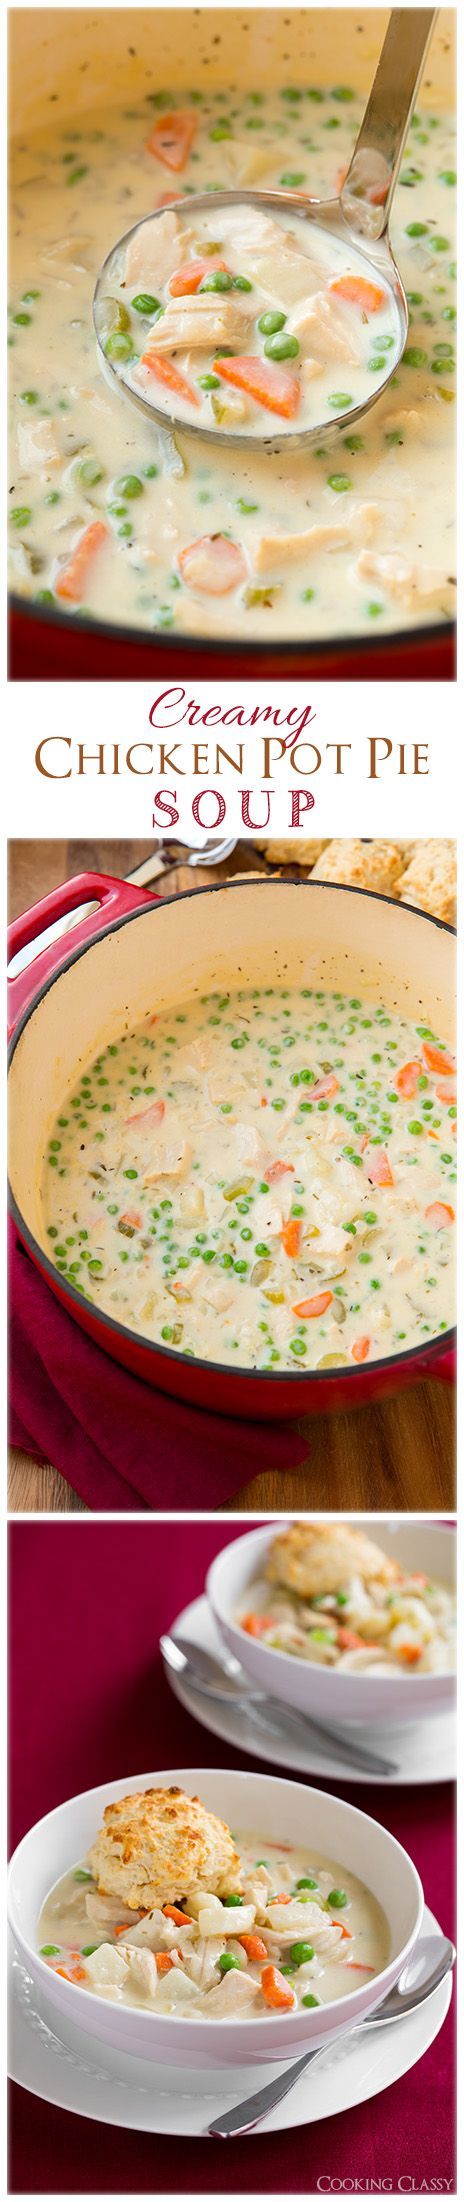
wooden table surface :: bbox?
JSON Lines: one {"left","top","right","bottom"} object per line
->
{"left": 8, "top": 841, "right": 455, "bottom": 1517}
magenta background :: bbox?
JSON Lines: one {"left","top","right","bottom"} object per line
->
{"left": 9, "top": 1518, "right": 455, "bottom": 2194}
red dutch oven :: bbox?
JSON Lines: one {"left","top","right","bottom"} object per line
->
{"left": 8, "top": 593, "right": 456, "bottom": 684}
{"left": 8, "top": 872, "right": 456, "bottom": 1421}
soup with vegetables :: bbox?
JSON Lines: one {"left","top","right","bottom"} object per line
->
{"left": 38, "top": 1836, "right": 389, "bottom": 2018}
{"left": 99, "top": 200, "right": 401, "bottom": 441}
{"left": 42, "top": 984, "right": 456, "bottom": 1371}
{"left": 9, "top": 82, "right": 456, "bottom": 639}
{"left": 238, "top": 1521, "right": 456, "bottom": 1674}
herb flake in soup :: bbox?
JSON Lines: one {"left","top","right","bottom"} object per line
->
{"left": 42, "top": 985, "right": 456, "bottom": 1370}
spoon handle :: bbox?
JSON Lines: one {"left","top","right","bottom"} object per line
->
{"left": 341, "top": 8, "right": 436, "bottom": 239}
{"left": 206, "top": 2045, "right": 324, "bottom": 2137}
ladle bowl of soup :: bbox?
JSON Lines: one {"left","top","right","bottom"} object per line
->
{"left": 8, "top": 7, "right": 456, "bottom": 681}
{"left": 8, "top": 873, "right": 456, "bottom": 1419}
{"left": 8, "top": 1766, "right": 423, "bottom": 2075}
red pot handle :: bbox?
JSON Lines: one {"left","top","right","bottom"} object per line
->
{"left": 7, "top": 872, "right": 158, "bottom": 1038}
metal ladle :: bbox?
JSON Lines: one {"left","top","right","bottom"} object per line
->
{"left": 94, "top": 9, "right": 436, "bottom": 453}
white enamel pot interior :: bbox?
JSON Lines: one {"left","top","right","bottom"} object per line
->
{"left": 8, "top": 878, "right": 456, "bottom": 1417}
{"left": 207, "top": 1519, "right": 456, "bottom": 1726}
{"left": 8, "top": 1764, "right": 423, "bottom": 2079}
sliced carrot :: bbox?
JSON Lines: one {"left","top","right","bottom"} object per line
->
{"left": 268, "top": 1893, "right": 292, "bottom": 1904}
{"left": 311, "top": 1073, "right": 339, "bottom": 1101}
{"left": 162, "top": 1904, "right": 193, "bottom": 1926}
{"left": 169, "top": 255, "right": 228, "bottom": 297}
{"left": 238, "top": 1934, "right": 268, "bottom": 1962}
{"left": 119, "top": 1209, "right": 142, "bottom": 1230}
{"left": 292, "top": 1291, "right": 333, "bottom": 1319}
{"left": 364, "top": 1147, "right": 395, "bottom": 1188}
{"left": 330, "top": 273, "right": 386, "bottom": 314}
{"left": 114, "top": 1923, "right": 131, "bottom": 1937}
{"left": 146, "top": 110, "right": 197, "bottom": 173}
{"left": 261, "top": 1962, "right": 296, "bottom": 2010}
{"left": 178, "top": 534, "right": 247, "bottom": 596}
{"left": 422, "top": 1041, "right": 456, "bottom": 1077}
{"left": 156, "top": 1951, "right": 178, "bottom": 1974}
{"left": 55, "top": 519, "right": 108, "bottom": 604}
{"left": 266, "top": 1160, "right": 295, "bottom": 1183}
{"left": 344, "top": 1960, "right": 376, "bottom": 1972}
{"left": 352, "top": 1335, "right": 370, "bottom": 1363}
{"left": 435, "top": 1077, "right": 456, "bottom": 1104}
{"left": 241, "top": 1612, "right": 271, "bottom": 1638}
{"left": 216, "top": 354, "right": 300, "bottom": 420}
{"left": 394, "top": 1060, "right": 422, "bottom": 1099}
{"left": 336, "top": 1626, "right": 366, "bottom": 1651}
{"left": 338, "top": 1921, "right": 353, "bottom": 1941}
{"left": 399, "top": 1644, "right": 422, "bottom": 1665}
{"left": 279, "top": 1218, "right": 302, "bottom": 1258}
{"left": 424, "top": 1201, "right": 455, "bottom": 1229}
{"left": 55, "top": 1963, "right": 86, "bottom": 1983}
{"left": 139, "top": 345, "right": 200, "bottom": 408}
{"left": 126, "top": 1098, "right": 165, "bottom": 1129}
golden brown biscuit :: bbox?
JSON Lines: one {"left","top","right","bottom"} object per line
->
{"left": 266, "top": 1522, "right": 400, "bottom": 1602}
{"left": 262, "top": 840, "right": 329, "bottom": 869}
{"left": 397, "top": 841, "right": 456, "bottom": 926}
{"left": 89, "top": 1786, "right": 242, "bottom": 1911}
{"left": 310, "top": 841, "right": 404, "bottom": 896}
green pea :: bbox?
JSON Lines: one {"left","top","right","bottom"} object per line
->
{"left": 81, "top": 1944, "right": 99, "bottom": 1957}
{"left": 74, "top": 457, "right": 103, "bottom": 487}
{"left": 288, "top": 1942, "right": 315, "bottom": 1966}
{"left": 279, "top": 171, "right": 306, "bottom": 186}
{"left": 408, "top": 1119, "right": 423, "bottom": 1135}
{"left": 430, "top": 235, "right": 449, "bottom": 252}
{"left": 296, "top": 1877, "right": 319, "bottom": 1891}
{"left": 328, "top": 473, "right": 352, "bottom": 492}
{"left": 258, "top": 310, "right": 286, "bottom": 335}
{"left": 20, "top": 389, "right": 39, "bottom": 404}
{"left": 40, "top": 1945, "right": 61, "bottom": 1957}
{"left": 115, "top": 473, "right": 144, "bottom": 499}
{"left": 104, "top": 331, "right": 133, "bottom": 362}
{"left": 405, "top": 220, "right": 428, "bottom": 237}
{"left": 233, "top": 275, "right": 253, "bottom": 291}
{"left": 331, "top": 84, "right": 354, "bottom": 100}
{"left": 403, "top": 346, "right": 427, "bottom": 367}
{"left": 200, "top": 270, "right": 234, "bottom": 292}
{"left": 302, "top": 1992, "right": 320, "bottom": 2007}
{"left": 264, "top": 331, "right": 299, "bottom": 360}
{"left": 12, "top": 311, "right": 31, "bottom": 326}
{"left": 328, "top": 1888, "right": 347, "bottom": 1908}
{"left": 327, "top": 393, "right": 353, "bottom": 411}
{"left": 222, "top": 1893, "right": 243, "bottom": 1907}
{"left": 131, "top": 292, "right": 161, "bottom": 314}
{"left": 74, "top": 1868, "right": 93, "bottom": 1883}
{"left": 218, "top": 1952, "right": 241, "bottom": 1973}
{"left": 11, "top": 506, "right": 32, "bottom": 526}
{"left": 66, "top": 166, "right": 88, "bottom": 186}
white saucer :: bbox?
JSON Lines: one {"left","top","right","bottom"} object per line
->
{"left": 8, "top": 1908, "right": 451, "bottom": 2137}
{"left": 164, "top": 1596, "right": 456, "bottom": 1787}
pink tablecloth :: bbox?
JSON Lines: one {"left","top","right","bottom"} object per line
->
{"left": 8, "top": 1519, "right": 455, "bottom": 2193}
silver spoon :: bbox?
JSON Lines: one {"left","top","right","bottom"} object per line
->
{"left": 206, "top": 1933, "right": 455, "bottom": 2136}
{"left": 94, "top": 9, "right": 436, "bottom": 454}
{"left": 160, "top": 1631, "right": 399, "bottom": 1777}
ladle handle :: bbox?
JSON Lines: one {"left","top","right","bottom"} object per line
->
{"left": 341, "top": 8, "right": 437, "bottom": 239}
{"left": 7, "top": 872, "right": 157, "bottom": 1038}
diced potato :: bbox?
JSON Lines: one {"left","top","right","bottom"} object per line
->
{"left": 221, "top": 138, "right": 283, "bottom": 186}
{"left": 211, "top": 390, "right": 248, "bottom": 427}
{"left": 84, "top": 1943, "right": 128, "bottom": 1989}
{"left": 17, "top": 418, "right": 61, "bottom": 473}
{"left": 254, "top": 245, "right": 319, "bottom": 310}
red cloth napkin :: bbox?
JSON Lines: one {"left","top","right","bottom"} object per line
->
{"left": 9, "top": 1226, "right": 307, "bottom": 1510}
{"left": 8, "top": 1518, "right": 456, "bottom": 2195}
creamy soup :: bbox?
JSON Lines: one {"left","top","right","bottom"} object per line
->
{"left": 238, "top": 1570, "right": 456, "bottom": 1674}
{"left": 42, "top": 984, "right": 456, "bottom": 1371}
{"left": 38, "top": 1835, "right": 390, "bottom": 2017}
{"left": 9, "top": 86, "right": 456, "bottom": 638}
{"left": 100, "top": 201, "right": 400, "bottom": 441}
